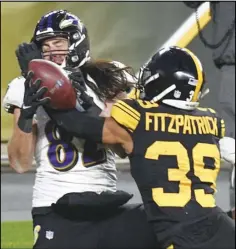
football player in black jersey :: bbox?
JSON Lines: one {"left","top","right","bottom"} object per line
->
{"left": 43, "top": 46, "right": 235, "bottom": 249}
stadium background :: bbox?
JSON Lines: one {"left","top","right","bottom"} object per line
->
{"left": 1, "top": 2, "right": 232, "bottom": 248}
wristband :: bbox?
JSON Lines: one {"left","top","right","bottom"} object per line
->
{"left": 18, "top": 115, "right": 33, "bottom": 133}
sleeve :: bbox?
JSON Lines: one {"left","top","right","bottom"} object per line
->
{"left": 111, "top": 99, "right": 141, "bottom": 132}
{"left": 127, "top": 88, "right": 140, "bottom": 99}
{"left": 219, "top": 137, "right": 235, "bottom": 165}
{"left": 2, "top": 76, "right": 25, "bottom": 113}
{"left": 211, "top": 108, "right": 226, "bottom": 139}
{"left": 219, "top": 118, "right": 226, "bottom": 138}
{"left": 45, "top": 108, "right": 104, "bottom": 143}
{"left": 201, "top": 107, "right": 225, "bottom": 139}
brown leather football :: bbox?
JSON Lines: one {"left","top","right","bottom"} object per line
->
{"left": 28, "top": 59, "right": 76, "bottom": 110}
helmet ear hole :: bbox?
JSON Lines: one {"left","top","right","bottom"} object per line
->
{"left": 71, "top": 32, "right": 81, "bottom": 42}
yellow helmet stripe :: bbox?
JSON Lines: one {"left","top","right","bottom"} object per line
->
{"left": 182, "top": 48, "right": 203, "bottom": 102}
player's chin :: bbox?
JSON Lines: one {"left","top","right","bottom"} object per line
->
{"left": 51, "top": 57, "right": 66, "bottom": 65}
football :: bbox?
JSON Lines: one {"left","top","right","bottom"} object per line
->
{"left": 28, "top": 59, "right": 77, "bottom": 110}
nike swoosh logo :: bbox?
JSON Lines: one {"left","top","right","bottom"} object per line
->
{"left": 22, "top": 105, "right": 31, "bottom": 110}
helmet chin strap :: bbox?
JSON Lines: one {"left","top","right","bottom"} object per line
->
{"left": 77, "top": 50, "right": 90, "bottom": 67}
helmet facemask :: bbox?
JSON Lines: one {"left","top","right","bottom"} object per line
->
{"left": 40, "top": 35, "right": 69, "bottom": 65}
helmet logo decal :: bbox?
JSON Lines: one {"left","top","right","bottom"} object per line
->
{"left": 59, "top": 19, "right": 78, "bottom": 29}
{"left": 174, "top": 90, "right": 181, "bottom": 99}
{"left": 186, "top": 90, "right": 194, "bottom": 102}
{"left": 59, "top": 13, "right": 83, "bottom": 31}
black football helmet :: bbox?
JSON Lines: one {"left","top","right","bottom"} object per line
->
{"left": 31, "top": 10, "right": 90, "bottom": 67}
{"left": 137, "top": 46, "right": 207, "bottom": 110}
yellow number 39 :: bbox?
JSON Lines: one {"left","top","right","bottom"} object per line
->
{"left": 145, "top": 141, "right": 220, "bottom": 208}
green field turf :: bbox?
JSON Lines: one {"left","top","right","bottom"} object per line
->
{"left": 1, "top": 221, "right": 33, "bottom": 249}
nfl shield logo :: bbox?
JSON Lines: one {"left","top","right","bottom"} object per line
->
{"left": 46, "top": 230, "right": 54, "bottom": 240}
{"left": 174, "top": 90, "right": 181, "bottom": 99}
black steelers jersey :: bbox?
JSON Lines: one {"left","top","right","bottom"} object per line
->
{"left": 111, "top": 98, "right": 225, "bottom": 233}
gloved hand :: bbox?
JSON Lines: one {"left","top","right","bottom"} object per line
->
{"left": 65, "top": 67, "right": 95, "bottom": 111}
{"left": 18, "top": 71, "right": 50, "bottom": 133}
{"left": 15, "top": 42, "right": 42, "bottom": 77}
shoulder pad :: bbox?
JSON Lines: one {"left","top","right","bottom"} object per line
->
{"left": 111, "top": 99, "right": 141, "bottom": 132}
{"left": 2, "top": 76, "right": 25, "bottom": 113}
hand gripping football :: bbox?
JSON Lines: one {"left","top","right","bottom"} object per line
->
{"left": 28, "top": 59, "right": 76, "bottom": 109}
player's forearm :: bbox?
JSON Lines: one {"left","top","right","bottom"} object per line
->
{"left": 8, "top": 127, "right": 36, "bottom": 173}
{"left": 46, "top": 108, "right": 105, "bottom": 142}
{"left": 7, "top": 109, "right": 36, "bottom": 173}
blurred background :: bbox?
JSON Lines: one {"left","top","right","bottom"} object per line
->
{"left": 1, "top": 1, "right": 222, "bottom": 140}
{"left": 1, "top": 3, "right": 234, "bottom": 246}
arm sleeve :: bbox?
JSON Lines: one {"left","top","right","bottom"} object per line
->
{"left": 2, "top": 76, "right": 25, "bottom": 113}
{"left": 111, "top": 99, "right": 141, "bottom": 133}
{"left": 45, "top": 108, "right": 105, "bottom": 143}
{"left": 206, "top": 108, "right": 225, "bottom": 139}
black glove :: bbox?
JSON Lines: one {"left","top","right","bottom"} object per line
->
{"left": 18, "top": 71, "right": 50, "bottom": 133}
{"left": 15, "top": 42, "right": 42, "bottom": 77}
{"left": 65, "top": 67, "right": 95, "bottom": 111}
